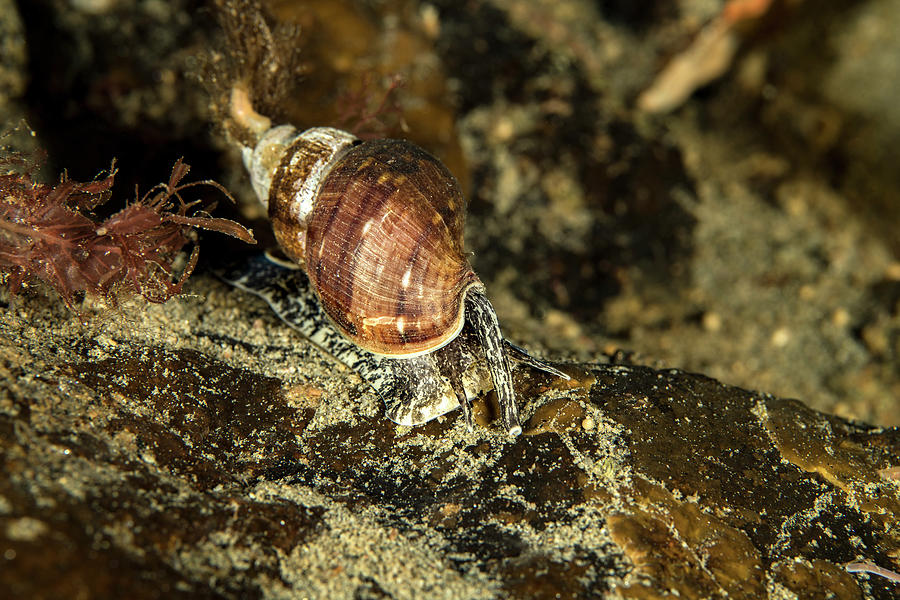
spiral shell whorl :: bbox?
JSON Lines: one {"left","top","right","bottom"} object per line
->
{"left": 241, "top": 124, "right": 299, "bottom": 208}
{"left": 250, "top": 127, "right": 359, "bottom": 264}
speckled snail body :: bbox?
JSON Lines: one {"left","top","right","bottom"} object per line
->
{"left": 228, "top": 89, "right": 565, "bottom": 435}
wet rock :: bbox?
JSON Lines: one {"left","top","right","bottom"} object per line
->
{"left": 0, "top": 282, "right": 897, "bottom": 599}
{"left": 3, "top": 0, "right": 900, "bottom": 597}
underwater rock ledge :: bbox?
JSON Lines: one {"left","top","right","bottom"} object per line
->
{"left": 0, "top": 277, "right": 897, "bottom": 600}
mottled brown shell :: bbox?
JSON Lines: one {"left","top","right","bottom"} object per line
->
{"left": 299, "top": 139, "right": 480, "bottom": 356}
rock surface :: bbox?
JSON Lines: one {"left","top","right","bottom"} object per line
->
{"left": 1, "top": 280, "right": 898, "bottom": 599}
{"left": 2, "top": 0, "right": 900, "bottom": 598}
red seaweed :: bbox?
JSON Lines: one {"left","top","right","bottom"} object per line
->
{"left": 0, "top": 150, "right": 255, "bottom": 309}
{"left": 334, "top": 72, "right": 406, "bottom": 140}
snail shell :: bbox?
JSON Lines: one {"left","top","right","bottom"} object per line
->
{"left": 248, "top": 126, "right": 479, "bottom": 357}
{"left": 237, "top": 115, "right": 566, "bottom": 435}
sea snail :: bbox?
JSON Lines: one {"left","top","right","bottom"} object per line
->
{"left": 227, "top": 88, "right": 566, "bottom": 436}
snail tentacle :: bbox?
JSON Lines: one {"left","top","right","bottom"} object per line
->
{"left": 505, "top": 341, "right": 570, "bottom": 380}
{"left": 465, "top": 290, "right": 521, "bottom": 436}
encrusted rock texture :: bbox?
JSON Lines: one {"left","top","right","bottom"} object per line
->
{"left": 2, "top": 0, "right": 900, "bottom": 598}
